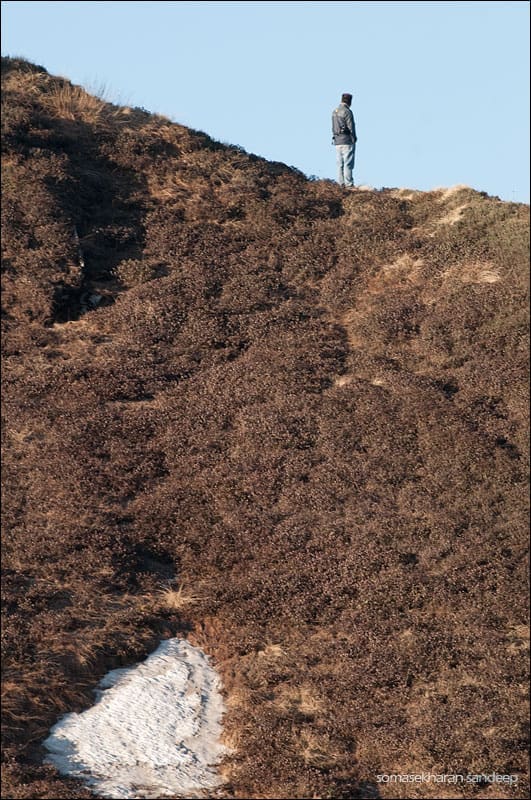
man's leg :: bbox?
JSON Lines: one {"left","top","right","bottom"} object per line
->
{"left": 344, "top": 144, "right": 356, "bottom": 187}
{"left": 336, "top": 145, "right": 345, "bottom": 186}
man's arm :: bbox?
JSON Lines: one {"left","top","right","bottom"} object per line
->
{"left": 348, "top": 108, "right": 357, "bottom": 143}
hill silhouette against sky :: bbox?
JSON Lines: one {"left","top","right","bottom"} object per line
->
{"left": 1, "top": 58, "right": 529, "bottom": 799}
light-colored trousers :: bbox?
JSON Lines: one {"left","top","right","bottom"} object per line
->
{"left": 336, "top": 144, "right": 356, "bottom": 187}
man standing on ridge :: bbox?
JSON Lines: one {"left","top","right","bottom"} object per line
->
{"left": 332, "top": 93, "right": 357, "bottom": 189}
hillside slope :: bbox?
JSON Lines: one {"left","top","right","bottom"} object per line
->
{"left": 1, "top": 58, "right": 529, "bottom": 799}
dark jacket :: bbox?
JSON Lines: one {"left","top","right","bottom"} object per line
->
{"left": 332, "top": 103, "right": 357, "bottom": 145}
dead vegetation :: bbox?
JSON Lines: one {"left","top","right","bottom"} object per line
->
{"left": 1, "top": 57, "right": 529, "bottom": 799}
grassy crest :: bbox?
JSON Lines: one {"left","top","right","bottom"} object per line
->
{"left": 1, "top": 57, "right": 529, "bottom": 799}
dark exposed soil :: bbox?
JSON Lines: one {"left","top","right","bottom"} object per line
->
{"left": 1, "top": 57, "right": 529, "bottom": 799}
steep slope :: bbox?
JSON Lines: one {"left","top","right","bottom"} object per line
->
{"left": 1, "top": 58, "right": 529, "bottom": 799}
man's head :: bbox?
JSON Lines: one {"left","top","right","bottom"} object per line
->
{"left": 341, "top": 93, "right": 353, "bottom": 106}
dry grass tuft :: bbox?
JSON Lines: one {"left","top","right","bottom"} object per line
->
{"left": 155, "top": 584, "right": 201, "bottom": 611}
{"left": 38, "top": 79, "right": 135, "bottom": 128}
{"left": 274, "top": 685, "right": 323, "bottom": 718}
{"left": 300, "top": 730, "right": 340, "bottom": 769}
{"left": 42, "top": 83, "right": 108, "bottom": 122}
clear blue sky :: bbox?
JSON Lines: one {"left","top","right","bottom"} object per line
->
{"left": 2, "top": 1, "right": 529, "bottom": 203}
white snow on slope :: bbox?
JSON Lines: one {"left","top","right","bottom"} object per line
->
{"left": 43, "top": 638, "right": 228, "bottom": 799}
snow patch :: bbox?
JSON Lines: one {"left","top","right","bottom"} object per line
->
{"left": 43, "top": 638, "right": 228, "bottom": 799}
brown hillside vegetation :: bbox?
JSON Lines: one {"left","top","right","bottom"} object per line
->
{"left": 1, "top": 58, "right": 529, "bottom": 799}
